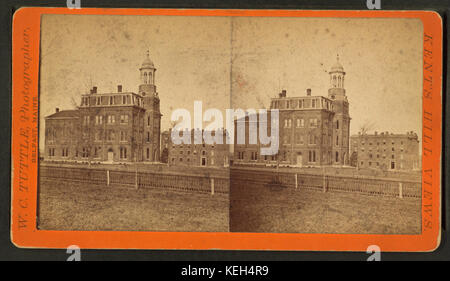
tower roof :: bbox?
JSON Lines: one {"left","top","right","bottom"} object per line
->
{"left": 140, "top": 50, "right": 155, "bottom": 69}
{"left": 330, "top": 54, "right": 344, "bottom": 73}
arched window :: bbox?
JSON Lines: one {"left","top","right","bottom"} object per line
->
{"left": 143, "top": 72, "right": 148, "bottom": 84}
{"left": 148, "top": 72, "right": 153, "bottom": 84}
{"left": 336, "top": 151, "right": 339, "bottom": 162}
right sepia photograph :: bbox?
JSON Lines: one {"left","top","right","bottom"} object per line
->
{"left": 229, "top": 17, "right": 423, "bottom": 234}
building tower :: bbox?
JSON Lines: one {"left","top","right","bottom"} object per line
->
{"left": 139, "top": 50, "right": 161, "bottom": 162}
{"left": 328, "top": 55, "right": 350, "bottom": 165}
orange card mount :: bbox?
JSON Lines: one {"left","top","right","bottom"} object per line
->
{"left": 11, "top": 8, "right": 442, "bottom": 251}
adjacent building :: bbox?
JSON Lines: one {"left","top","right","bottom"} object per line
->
{"left": 44, "top": 51, "right": 162, "bottom": 162}
{"left": 167, "top": 129, "right": 230, "bottom": 167}
{"left": 234, "top": 56, "right": 351, "bottom": 167}
{"left": 350, "top": 131, "right": 420, "bottom": 170}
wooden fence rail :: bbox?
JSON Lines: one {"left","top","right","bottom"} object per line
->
{"left": 40, "top": 166, "right": 229, "bottom": 194}
{"left": 230, "top": 168, "right": 421, "bottom": 198}
{"left": 40, "top": 165, "right": 421, "bottom": 198}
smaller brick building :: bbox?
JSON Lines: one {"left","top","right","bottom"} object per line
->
{"left": 167, "top": 129, "right": 230, "bottom": 168}
{"left": 350, "top": 131, "right": 420, "bottom": 171}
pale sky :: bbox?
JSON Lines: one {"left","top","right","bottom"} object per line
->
{"left": 39, "top": 15, "right": 423, "bottom": 150}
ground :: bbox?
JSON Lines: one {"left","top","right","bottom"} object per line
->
{"left": 38, "top": 178, "right": 229, "bottom": 232}
{"left": 38, "top": 165, "right": 421, "bottom": 235}
{"left": 230, "top": 182, "right": 421, "bottom": 234}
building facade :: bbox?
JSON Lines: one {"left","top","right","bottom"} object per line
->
{"left": 234, "top": 56, "right": 350, "bottom": 167}
{"left": 44, "top": 52, "right": 162, "bottom": 162}
{"left": 350, "top": 131, "right": 420, "bottom": 170}
{"left": 167, "top": 129, "right": 230, "bottom": 168}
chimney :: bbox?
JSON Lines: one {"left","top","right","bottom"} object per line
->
{"left": 118, "top": 85, "right": 122, "bottom": 92}
{"left": 92, "top": 86, "right": 97, "bottom": 94}
{"left": 306, "top": 88, "right": 311, "bottom": 96}
{"left": 55, "top": 108, "right": 59, "bottom": 113}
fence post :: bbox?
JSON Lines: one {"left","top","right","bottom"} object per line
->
{"left": 398, "top": 182, "right": 403, "bottom": 198}
{"left": 211, "top": 178, "right": 215, "bottom": 195}
{"left": 295, "top": 173, "right": 298, "bottom": 189}
{"left": 107, "top": 170, "right": 110, "bottom": 186}
{"left": 135, "top": 168, "right": 138, "bottom": 189}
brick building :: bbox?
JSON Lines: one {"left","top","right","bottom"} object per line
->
{"left": 234, "top": 56, "right": 350, "bottom": 167}
{"left": 349, "top": 131, "right": 420, "bottom": 170}
{"left": 44, "top": 51, "right": 162, "bottom": 162}
{"left": 167, "top": 129, "right": 230, "bottom": 168}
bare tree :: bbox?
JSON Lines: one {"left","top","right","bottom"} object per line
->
{"left": 70, "top": 96, "right": 78, "bottom": 109}
{"left": 359, "top": 120, "right": 376, "bottom": 135}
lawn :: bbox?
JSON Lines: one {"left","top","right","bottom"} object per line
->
{"left": 230, "top": 181, "right": 421, "bottom": 234}
{"left": 38, "top": 178, "right": 229, "bottom": 232}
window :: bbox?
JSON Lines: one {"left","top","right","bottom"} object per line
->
{"left": 120, "top": 115, "right": 129, "bottom": 124}
{"left": 120, "top": 131, "right": 127, "bottom": 142}
{"left": 120, "top": 147, "right": 127, "bottom": 159}
{"left": 335, "top": 151, "right": 339, "bottom": 162}
{"left": 309, "top": 150, "right": 316, "bottom": 162}
{"left": 62, "top": 148, "right": 69, "bottom": 157}
{"left": 107, "top": 130, "right": 115, "bottom": 141}
{"left": 296, "top": 134, "right": 304, "bottom": 145}
{"left": 251, "top": 152, "right": 258, "bottom": 160}
{"left": 309, "top": 118, "right": 318, "bottom": 128}
{"left": 147, "top": 132, "right": 150, "bottom": 142}
{"left": 107, "top": 115, "right": 115, "bottom": 124}
{"left": 336, "top": 135, "right": 339, "bottom": 146}
{"left": 110, "top": 96, "right": 114, "bottom": 105}
{"left": 82, "top": 147, "right": 89, "bottom": 158}
{"left": 83, "top": 116, "right": 90, "bottom": 126}
{"left": 284, "top": 119, "right": 292, "bottom": 128}
{"left": 95, "top": 115, "right": 103, "bottom": 125}
{"left": 123, "top": 96, "right": 126, "bottom": 104}
{"left": 296, "top": 118, "right": 304, "bottom": 128}
{"left": 309, "top": 135, "right": 317, "bottom": 145}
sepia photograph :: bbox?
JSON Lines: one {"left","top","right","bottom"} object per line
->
{"left": 229, "top": 17, "right": 423, "bottom": 234}
{"left": 38, "top": 14, "right": 422, "bottom": 235}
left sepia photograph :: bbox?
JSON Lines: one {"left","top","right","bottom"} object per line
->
{"left": 37, "top": 14, "right": 231, "bottom": 232}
